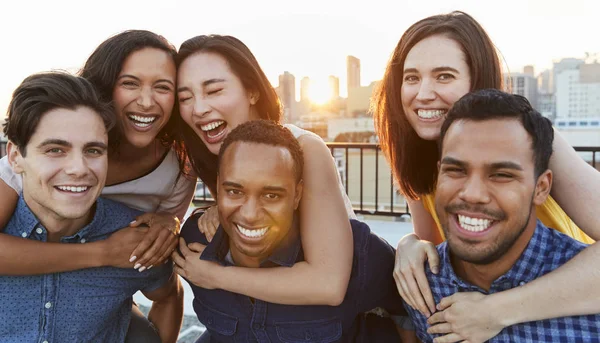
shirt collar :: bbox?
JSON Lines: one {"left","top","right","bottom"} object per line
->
{"left": 200, "top": 215, "right": 302, "bottom": 268}
{"left": 438, "top": 220, "right": 549, "bottom": 291}
{"left": 13, "top": 195, "right": 105, "bottom": 241}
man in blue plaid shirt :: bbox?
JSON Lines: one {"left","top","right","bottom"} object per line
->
{"left": 403, "top": 89, "right": 600, "bottom": 343}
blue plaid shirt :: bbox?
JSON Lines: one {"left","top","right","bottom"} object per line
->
{"left": 0, "top": 197, "right": 173, "bottom": 343}
{"left": 181, "top": 216, "right": 406, "bottom": 343}
{"left": 404, "top": 220, "right": 600, "bottom": 343}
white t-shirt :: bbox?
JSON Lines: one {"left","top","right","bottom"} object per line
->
{"left": 284, "top": 124, "right": 357, "bottom": 219}
{"left": 0, "top": 149, "right": 196, "bottom": 221}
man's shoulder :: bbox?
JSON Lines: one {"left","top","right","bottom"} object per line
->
{"left": 181, "top": 212, "right": 210, "bottom": 245}
{"left": 95, "top": 197, "right": 143, "bottom": 232}
{"left": 540, "top": 225, "right": 589, "bottom": 263}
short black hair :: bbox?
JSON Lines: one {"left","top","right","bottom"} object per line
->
{"left": 3, "top": 72, "right": 115, "bottom": 156}
{"left": 218, "top": 120, "right": 304, "bottom": 183}
{"left": 440, "top": 89, "right": 554, "bottom": 178}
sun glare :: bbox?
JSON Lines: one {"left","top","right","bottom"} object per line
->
{"left": 309, "top": 79, "right": 331, "bottom": 105}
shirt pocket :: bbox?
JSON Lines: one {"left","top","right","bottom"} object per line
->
{"left": 275, "top": 317, "right": 342, "bottom": 343}
{"left": 194, "top": 298, "right": 239, "bottom": 337}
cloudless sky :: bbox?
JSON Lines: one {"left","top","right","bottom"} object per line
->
{"left": 1, "top": 0, "right": 598, "bottom": 115}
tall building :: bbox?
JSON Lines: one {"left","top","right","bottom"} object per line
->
{"left": 553, "top": 58, "right": 585, "bottom": 93}
{"left": 278, "top": 71, "right": 296, "bottom": 122}
{"left": 347, "top": 81, "right": 379, "bottom": 117}
{"left": 347, "top": 55, "right": 361, "bottom": 92}
{"left": 300, "top": 77, "right": 310, "bottom": 103}
{"left": 328, "top": 75, "right": 340, "bottom": 100}
{"left": 555, "top": 62, "right": 600, "bottom": 118}
{"left": 505, "top": 68, "right": 538, "bottom": 110}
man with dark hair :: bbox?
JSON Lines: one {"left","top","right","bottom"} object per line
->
{"left": 405, "top": 89, "right": 600, "bottom": 342}
{"left": 0, "top": 72, "right": 182, "bottom": 343}
{"left": 174, "top": 120, "right": 413, "bottom": 342}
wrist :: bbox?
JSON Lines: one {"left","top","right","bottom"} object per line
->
{"left": 93, "top": 241, "right": 111, "bottom": 267}
{"left": 486, "top": 290, "right": 519, "bottom": 327}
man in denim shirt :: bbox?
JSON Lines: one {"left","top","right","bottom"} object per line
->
{"left": 174, "top": 120, "right": 412, "bottom": 342}
{"left": 0, "top": 72, "right": 182, "bottom": 343}
{"left": 404, "top": 89, "right": 600, "bottom": 342}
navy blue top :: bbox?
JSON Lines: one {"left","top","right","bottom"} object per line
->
{"left": 0, "top": 197, "right": 173, "bottom": 343}
{"left": 404, "top": 220, "right": 600, "bottom": 342}
{"left": 181, "top": 214, "right": 405, "bottom": 343}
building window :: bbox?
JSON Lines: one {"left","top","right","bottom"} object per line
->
{"left": 557, "top": 122, "right": 566, "bottom": 127}
{"left": 591, "top": 121, "right": 600, "bottom": 126}
{"left": 517, "top": 78, "right": 525, "bottom": 87}
{"left": 568, "top": 121, "right": 577, "bottom": 126}
{"left": 580, "top": 121, "right": 588, "bottom": 126}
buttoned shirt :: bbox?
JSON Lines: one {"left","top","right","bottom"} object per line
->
{"left": 181, "top": 215, "right": 406, "bottom": 343}
{"left": 404, "top": 220, "right": 600, "bottom": 342}
{"left": 0, "top": 197, "right": 173, "bottom": 343}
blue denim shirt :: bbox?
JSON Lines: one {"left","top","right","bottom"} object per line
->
{"left": 181, "top": 215, "right": 405, "bottom": 343}
{"left": 404, "top": 220, "right": 600, "bottom": 342}
{"left": 0, "top": 197, "right": 173, "bottom": 343}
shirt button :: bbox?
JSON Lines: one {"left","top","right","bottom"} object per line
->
{"left": 45, "top": 302, "right": 52, "bottom": 309}
{"left": 42, "top": 341, "right": 48, "bottom": 343}
{"left": 36, "top": 228, "right": 43, "bottom": 234}
{"left": 80, "top": 238, "right": 86, "bottom": 243}
{"left": 21, "top": 232, "right": 27, "bottom": 238}
{"left": 519, "top": 281, "right": 526, "bottom": 286}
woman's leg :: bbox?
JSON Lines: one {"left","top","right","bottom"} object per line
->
{"left": 125, "top": 303, "right": 162, "bottom": 343}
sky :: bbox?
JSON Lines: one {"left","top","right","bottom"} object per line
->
{"left": 1, "top": 0, "right": 599, "bottom": 115}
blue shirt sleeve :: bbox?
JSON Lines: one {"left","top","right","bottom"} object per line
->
{"left": 352, "top": 220, "right": 406, "bottom": 316}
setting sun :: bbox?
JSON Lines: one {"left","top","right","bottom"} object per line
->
{"left": 308, "top": 79, "right": 332, "bottom": 105}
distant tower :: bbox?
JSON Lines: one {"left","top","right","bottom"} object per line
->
{"left": 329, "top": 75, "right": 340, "bottom": 100}
{"left": 300, "top": 77, "right": 311, "bottom": 103}
{"left": 278, "top": 71, "right": 296, "bottom": 121}
{"left": 523, "top": 65, "right": 534, "bottom": 76}
{"left": 347, "top": 55, "right": 361, "bottom": 92}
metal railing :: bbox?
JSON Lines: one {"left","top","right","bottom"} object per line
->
{"left": 192, "top": 143, "right": 600, "bottom": 217}
{"left": 1, "top": 139, "right": 598, "bottom": 217}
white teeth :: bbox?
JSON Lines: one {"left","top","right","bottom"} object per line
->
{"left": 417, "top": 109, "right": 445, "bottom": 119}
{"left": 236, "top": 224, "right": 269, "bottom": 238}
{"left": 458, "top": 214, "right": 492, "bottom": 232}
{"left": 57, "top": 186, "right": 89, "bottom": 193}
{"left": 200, "top": 121, "right": 225, "bottom": 132}
{"left": 127, "top": 114, "right": 157, "bottom": 126}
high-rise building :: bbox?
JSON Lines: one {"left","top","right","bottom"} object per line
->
{"left": 278, "top": 71, "right": 296, "bottom": 122}
{"left": 347, "top": 81, "right": 379, "bottom": 117}
{"left": 555, "top": 62, "right": 600, "bottom": 118}
{"left": 328, "top": 75, "right": 340, "bottom": 100}
{"left": 300, "top": 77, "right": 311, "bottom": 103}
{"left": 347, "top": 55, "right": 361, "bottom": 92}
{"left": 505, "top": 68, "right": 538, "bottom": 111}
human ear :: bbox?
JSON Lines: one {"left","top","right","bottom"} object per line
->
{"left": 533, "top": 170, "right": 552, "bottom": 206}
{"left": 6, "top": 141, "right": 25, "bottom": 174}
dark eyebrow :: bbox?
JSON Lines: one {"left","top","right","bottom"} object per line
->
{"left": 84, "top": 142, "right": 108, "bottom": 150}
{"left": 489, "top": 162, "right": 523, "bottom": 171}
{"left": 263, "top": 186, "right": 287, "bottom": 193}
{"left": 37, "top": 139, "right": 71, "bottom": 149}
{"left": 222, "top": 181, "right": 243, "bottom": 188}
{"left": 440, "top": 156, "right": 467, "bottom": 167}
{"left": 403, "top": 66, "right": 461, "bottom": 74}
{"left": 118, "top": 74, "right": 174, "bottom": 87}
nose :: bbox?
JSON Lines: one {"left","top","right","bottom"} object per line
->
{"left": 136, "top": 86, "right": 153, "bottom": 110}
{"left": 64, "top": 152, "right": 89, "bottom": 178}
{"left": 192, "top": 97, "right": 211, "bottom": 117}
{"left": 458, "top": 175, "right": 490, "bottom": 205}
{"left": 415, "top": 78, "right": 436, "bottom": 102}
{"left": 238, "top": 196, "right": 262, "bottom": 225}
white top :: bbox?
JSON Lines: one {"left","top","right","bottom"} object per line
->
{"left": 0, "top": 149, "right": 196, "bottom": 221}
{"left": 285, "top": 124, "right": 357, "bottom": 219}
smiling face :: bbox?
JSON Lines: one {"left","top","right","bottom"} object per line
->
{"left": 9, "top": 106, "right": 108, "bottom": 226}
{"left": 401, "top": 34, "right": 471, "bottom": 141}
{"left": 435, "top": 118, "right": 551, "bottom": 265}
{"left": 177, "top": 52, "right": 259, "bottom": 156}
{"left": 112, "top": 47, "right": 176, "bottom": 148}
{"left": 217, "top": 142, "right": 302, "bottom": 267}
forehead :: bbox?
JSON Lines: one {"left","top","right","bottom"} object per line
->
{"left": 178, "top": 52, "right": 234, "bottom": 83}
{"left": 404, "top": 34, "right": 467, "bottom": 70}
{"left": 28, "top": 107, "right": 108, "bottom": 146}
{"left": 120, "top": 47, "right": 175, "bottom": 79}
{"left": 220, "top": 142, "right": 295, "bottom": 182}
{"left": 442, "top": 119, "right": 534, "bottom": 168}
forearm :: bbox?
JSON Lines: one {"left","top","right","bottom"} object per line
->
{"left": 549, "top": 130, "right": 600, "bottom": 239}
{"left": 491, "top": 241, "right": 600, "bottom": 326}
{"left": 0, "top": 234, "right": 106, "bottom": 275}
{"left": 148, "top": 277, "right": 184, "bottom": 343}
{"left": 216, "top": 261, "right": 346, "bottom": 305}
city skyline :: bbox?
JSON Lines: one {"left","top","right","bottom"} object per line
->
{"left": 1, "top": 0, "right": 599, "bottom": 115}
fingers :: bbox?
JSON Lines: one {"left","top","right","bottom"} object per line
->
{"left": 414, "top": 264, "right": 436, "bottom": 314}
{"left": 394, "top": 269, "right": 418, "bottom": 311}
{"left": 197, "top": 206, "right": 218, "bottom": 242}
{"left": 171, "top": 249, "right": 186, "bottom": 268}
{"left": 403, "top": 265, "right": 431, "bottom": 317}
{"left": 135, "top": 229, "right": 169, "bottom": 269}
{"left": 179, "top": 237, "right": 191, "bottom": 256}
{"left": 173, "top": 264, "right": 186, "bottom": 279}
{"left": 130, "top": 213, "right": 154, "bottom": 227}
{"left": 428, "top": 322, "right": 453, "bottom": 335}
{"left": 425, "top": 242, "right": 441, "bottom": 274}
{"left": 433, "top": 333, "right": 464, "bottom": 343}
{"left": 154, "top": 236, "right": 178, "bottom": 266}
{"left": 437, "top": 294, "right": 458, "bottom": 311}
{"left": 187, "top": 243, "right": 206, "bottom": 254}
{"left": 427, "top": 311, "right": 446, "bottom": 325}
{"left": 128, "top": 228, "right": 157, "bottom": 266}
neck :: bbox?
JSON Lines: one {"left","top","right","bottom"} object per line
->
{"left": 451, "top": 214, "right": 538, "bottom": 291}
{"left": 23, "top": 195, "right": 95, "bottom": 243}
{"left": 229, "top": 247, "right": 265, "bottom": 268}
